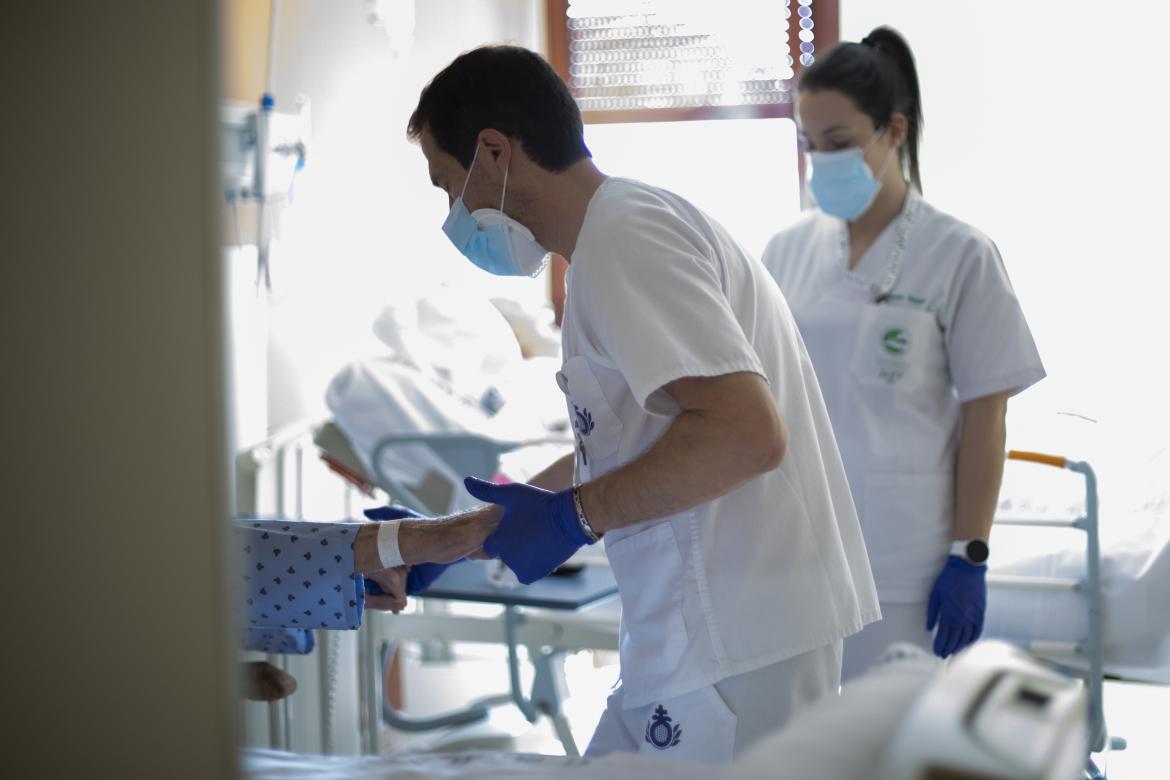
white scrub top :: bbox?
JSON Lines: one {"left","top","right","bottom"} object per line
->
{"left": 561, "top": 177, "right": 880, "bottom": 709}
{"left": 761, "top": 190, "right": 1046, "bottom": 603}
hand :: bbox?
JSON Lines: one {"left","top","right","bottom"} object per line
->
{"left": 926, "top": 555, "right": 988, "bottom": 658}
{"left": 363, "top": 505, "right": 424, "bottom": 521}
{"left": 465, "top": 477, "right": 593, "bottom": 585}
{"left": 364, "top": 566, "right": 409, "bottom": 613}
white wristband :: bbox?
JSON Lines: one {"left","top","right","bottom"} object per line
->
{"left": 376, "top": 519, "right": 404, "bottom": 568}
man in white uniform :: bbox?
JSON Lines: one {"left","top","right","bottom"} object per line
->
{"left": 403, "top": 45, "right": 880, "bottom": 763}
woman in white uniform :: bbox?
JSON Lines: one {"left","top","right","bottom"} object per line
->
{"left": 762, "top": 27, "right": 1046, "bottom": 679}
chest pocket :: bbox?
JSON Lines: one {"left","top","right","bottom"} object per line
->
{"left": 557, "top": 356, "right": 623, "bottom": 483}
{"left": 849, "top": 304, "right": 944, "bottom": 394}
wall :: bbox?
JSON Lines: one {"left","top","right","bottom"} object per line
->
{"left": 839, "top": 0, "right": 1170, "bottom": 510}
{"left": 3, "top": 2, "right": 235, "bottom": 777}
{"left": 224, "top": 0, "right": 546, "bottom": 434}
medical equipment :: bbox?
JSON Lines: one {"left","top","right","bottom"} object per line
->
{"left": 875, "top": 641, "right": 1087, "bottom": 780}
{"left": 986, "top": 450, "right": 1127, "bottom": 778}
{"left": 221, "top": 97, "right": 308, "bottom": 291}
{"left": 220, "top": 0, "right": 309, "bottom": 292}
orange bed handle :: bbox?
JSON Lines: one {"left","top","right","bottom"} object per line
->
{"left": 1007, "top": 449, "right": 1068, "bottom": 469}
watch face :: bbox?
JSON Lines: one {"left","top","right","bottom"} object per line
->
{"left": 967, "top": 539, "right": 990, "bottom": 564}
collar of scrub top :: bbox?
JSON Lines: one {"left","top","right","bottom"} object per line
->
{"left": 838, "top": 186, "right": 922, "bottom": 303}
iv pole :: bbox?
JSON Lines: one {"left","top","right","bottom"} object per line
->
{"left": 254, "top": 0, "right": 281, "bottom": 292}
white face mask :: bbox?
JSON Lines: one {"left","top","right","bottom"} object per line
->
{"left": 440, "top": 144, "right": 550, "bottom": 277}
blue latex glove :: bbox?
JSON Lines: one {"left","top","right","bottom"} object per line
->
{"left": 465, "top": 477, "right": 592, "bottom": 585}
{"left": 363, "top": 505, "right": 424, "bottom": 522}
{"left": 926, "top": 555, "right": 988, "bottom": 658}
{"left": 361, "top": 505, "right": 459, "bottom": 596}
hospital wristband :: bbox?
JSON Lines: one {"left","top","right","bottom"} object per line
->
{"left": 376, "top": 519, "right": 405, "bottom": 568}
{"left": 571, "top": 485, "right": 601, "bottom": 544}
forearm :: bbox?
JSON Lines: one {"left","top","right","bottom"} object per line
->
{"left": 528, "top": 452, "right": 576, "bottom": 491}
{"left": 579, "top": 406, "right": 786, "bottom": 535}
{"left": 953, "top": 393, "right": 1009, "bottom": 541}
{"left": 353, "top": 505, "right": 501, "bottom": 572}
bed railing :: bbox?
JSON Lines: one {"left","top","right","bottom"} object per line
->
{"left": 990, "top": 451, "right": 1126, "bottom": 778}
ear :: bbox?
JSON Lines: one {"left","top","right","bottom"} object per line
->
{"left": 477, "top": 129, "right": 512, "bottom": 177}
{"left": 886, "top": 112, "right": 910, "bottom": 149}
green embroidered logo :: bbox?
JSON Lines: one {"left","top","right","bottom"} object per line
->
{"left": 882, "top": 328, "right": 911, "bottom": 355}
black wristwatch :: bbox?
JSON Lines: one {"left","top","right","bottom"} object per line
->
{"left": 951, "top": 538, "right": 990, "bottom": 565}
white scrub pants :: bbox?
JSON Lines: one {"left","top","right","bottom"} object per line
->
{"left": 585, "top": 640, "right": 842, "bottom": 764}
{"left": 842, "top": 601, "right": 933, "bottom": 681}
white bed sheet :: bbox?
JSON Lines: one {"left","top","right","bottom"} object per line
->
{"left": 981, "top": 426, "right": 1170, "bottom": 682}
{"left": 984, "top": 521, "right": 1170, "bottom": 683}
{"left": 242, "top": 747, "right": 711, "bottom": 780}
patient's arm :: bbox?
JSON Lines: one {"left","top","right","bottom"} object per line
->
{"left": 353, "top": 504, "right": 502, "bottom": 571}
{"left": 353, "top": 452, "right": 572, "bottom": 570}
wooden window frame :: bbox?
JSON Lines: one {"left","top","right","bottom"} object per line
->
{"left": 544, "top": 0, "right": 839, "bottom": 321}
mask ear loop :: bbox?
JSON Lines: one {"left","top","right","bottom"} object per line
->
{"left": 458, "top": 142, "right": 482, "bottom": 201}
{"left": 499, "top": 157, "right": 510, "bottom": 214}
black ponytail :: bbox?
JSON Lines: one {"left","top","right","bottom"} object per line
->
{"left": 799, "top": 26, "right": 924, "bottom": 192}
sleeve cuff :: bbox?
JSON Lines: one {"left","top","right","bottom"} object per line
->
{"left": 956, "top": 366, "right": 1047, "bottom": 404}
{"left": 635, "top": 358, "right": 768, "bottom": 416}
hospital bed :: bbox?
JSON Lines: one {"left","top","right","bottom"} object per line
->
{"left": 986, "top": 452, "right": 1122, "bottom": 758}
{"left": 242, "top": 640, "right": 1090, "bottom": 780}
{"left": 320, "top": 355, "right": 573, "bottom": 514}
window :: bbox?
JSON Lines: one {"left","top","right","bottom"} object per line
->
{"left": 545, "top": 0, "right": 839, "bottom": 321}
{"left": 547, "top": 0, "right": 838, "bottom": 123}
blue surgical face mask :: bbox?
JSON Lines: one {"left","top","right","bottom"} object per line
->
{"left": 441, "top": 145, "right": 550, "bottom": 277}
{"left": 808, "top": 133, "right": 891, "bottom": 222}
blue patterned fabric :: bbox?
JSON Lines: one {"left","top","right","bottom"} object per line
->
{"left": 241, "top": 627, "right": 316, "bottom": 655}
{"left": 234, "top": 519, "right": 367, "bottom": 639}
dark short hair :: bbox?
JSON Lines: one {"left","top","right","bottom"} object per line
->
{"left": 800, "top": 27, "right": 924, "bottom": 192}
{"left": 407, "top": 45, "right": 591, "bottom": 172}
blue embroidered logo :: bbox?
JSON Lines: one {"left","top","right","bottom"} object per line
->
{"left": 573, "top": 404, "right": 595, "bottom": 437}
{"left": 644, "top": 705, "right": 682, "bottom": 750}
